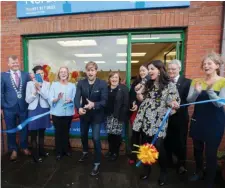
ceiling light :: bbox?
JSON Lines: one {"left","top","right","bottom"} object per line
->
{"left": 117, "top": 53, "right": 146, "bottom": 57}
{"left": 74, "top": 54, "right": 102, "bottom": 57}
{"left": 116, "top": 61, "right": 139, "bottom": 64}
{"left": 117, "top": 38, "right": 127, "bottom": 45}
{"left": 84, "top": 61, "right": 105, "bottom": 64}
{"left": 132, "top": 37, "right": 160, "bottom": 40}
{"left": 164, "top": 51, "right": 176, "bottom": 55}
{"left": 117, "top": 38, "right": 159, "bottom": 45}
{"left": 57, "top": 40, "right": 97, "bottom": 47}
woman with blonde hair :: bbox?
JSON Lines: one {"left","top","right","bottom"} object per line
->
{"left": 105, "top": 71, "right": 129, "bottom": 161}
{"left": 187, "top": 52, "right": 225, "bottom": 188}
{"left": 49, "top": 66, "right": 76, "bottom": 160}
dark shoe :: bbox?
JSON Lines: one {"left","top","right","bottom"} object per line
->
{"left": 33, "top": 156, "right": 43, "bottom": 163}
{"left": 140, "top": 174, "right": 149, "bottom": 180}
{"left": 109, "top": 154, "right": 118, "bottom": 161}
{"left": 140, "top": 166, "right": 151, "bottom": 180}
{"left": 177, "top": 166, "right": 187, "bottom": 175}
{"left": 105, "top": 152, "right": 112, "bottom": 158}
{"left": 158, "top": 172, "right": 167, "bottom": 186}
{"left": 39, "top": 151, "right": 49, "bottom": 157}
{"left": 78, "top": 153, "right": 88, "bottom": 162}
{"left": 56, "top": 155, "right": 62, "bottom": 161}
{"left": 189, "top": 172, "right": 204, "bottom": 182}
{"left": 64, "top": 152, "right": 72, "bottom": 157}
{"left": 90, "top": 165, "right": 100, "bottom": 176}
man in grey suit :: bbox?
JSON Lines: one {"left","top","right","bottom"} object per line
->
{"left": 1, "top": 55, "right": 31, "bottom": 160}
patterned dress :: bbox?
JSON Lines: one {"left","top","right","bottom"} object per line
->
{"left": 106, "top": 87, "right": 123, "bottom": 135}
{"left": 133, "top": 82, "right": 180, "bottom": 138}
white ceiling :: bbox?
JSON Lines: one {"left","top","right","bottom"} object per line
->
{"left": 28, "top": 36, "right": 176, "bottom": 72}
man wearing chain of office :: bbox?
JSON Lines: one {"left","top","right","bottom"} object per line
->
{"left": 1, "top": 55, "right": 31, "bottom": 161}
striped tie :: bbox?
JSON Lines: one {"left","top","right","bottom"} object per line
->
{"left": 14, "top": 72, "right": 20, "bottom": 87}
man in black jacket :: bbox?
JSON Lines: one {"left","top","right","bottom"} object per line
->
{"left": 165, "top": 59, "right": 191, "bottom": 175}
{"left": 75, "top": 61, "right": 108, "bottom": 176}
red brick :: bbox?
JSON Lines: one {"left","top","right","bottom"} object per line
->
{"left": 1, "top": 1, "right": 224, "bottom": 159}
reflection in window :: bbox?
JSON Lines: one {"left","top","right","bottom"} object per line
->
{"left": 28, "top": 36, "right": 127, "bottom": 84}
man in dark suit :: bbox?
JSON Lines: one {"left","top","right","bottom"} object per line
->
{"left": 1, "top": 55, "right": 31, "bottom": 161}
{"left": 165, "top": 59, "right": 191, "bottom": 175}
{"left": 75, "top": 61, "right": 108, "bottom": 176}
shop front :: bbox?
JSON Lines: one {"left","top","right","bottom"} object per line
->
{"left": 1, "top": 1, "right": 224, "bottom": 155}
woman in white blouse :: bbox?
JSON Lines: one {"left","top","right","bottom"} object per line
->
{"left": 26, "top": 65, "right": 51, "bottom": 163}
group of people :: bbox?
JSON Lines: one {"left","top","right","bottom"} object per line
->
{"left": 1, "top": 52, "right": 225, "bottom": 188}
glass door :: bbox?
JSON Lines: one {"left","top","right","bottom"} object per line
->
{"left": 127, "top": 33, "right": 184, "bottom": 87}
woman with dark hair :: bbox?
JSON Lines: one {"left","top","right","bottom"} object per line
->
{"left": 133, "top": 60, "right": 180, "bottom": 186}
{"left": 105, "top": 71, "right": 129, "bottom": 161}
{"left": 128, "top": 63, "right": 150, "bottom": 164}
{"left": 26, "top": 65, "right": 51, "bottom": 163}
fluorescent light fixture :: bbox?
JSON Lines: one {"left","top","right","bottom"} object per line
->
{"left": 74, "top": 54, "right": 102, "bottom": 57}
{"left": 57, "top": 40, "right": 97, "bottom": 47}
{"left": 132, "top": 37, "right": 160, "bottom": 40}
{"left": 117, "top": 61, "right": 139, "bottom": 64}
{"left": 117, "top": 53, "right": 146, "bottom": 57}
{"left": 117, "top": 37, "right": 159, "bottom": 45}
{"left": 164, "top": 51, "right": 176, "bottom": 55}
{"left": 84, "top": 61, "right": 105, "bottom": 64}
{"left": 117, "top": 38, "right": 127, "bottom": 45}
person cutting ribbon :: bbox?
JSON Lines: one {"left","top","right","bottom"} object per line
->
{"left": 132, "top": 60, "right": 180, "bottom": 186}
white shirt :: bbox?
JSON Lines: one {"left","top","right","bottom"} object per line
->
{"left": 173, "top": 75, "right": 180, "bottom": 84}
{"left": 10, "top": 69, "right": 21, "bottom": 83}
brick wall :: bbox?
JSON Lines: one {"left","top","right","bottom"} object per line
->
{"left": 1, "top": 1, "right": 225, "bottom": 157}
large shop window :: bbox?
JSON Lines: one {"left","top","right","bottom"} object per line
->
{"left": 28, "top": 36, "right": 127, "bottom": 83}
{"left": 28, "top": 35, "right": 127, "bottom": 138}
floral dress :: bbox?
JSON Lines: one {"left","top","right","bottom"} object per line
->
{"left": 133, "top": 82, "right": 180, "bottom": 138}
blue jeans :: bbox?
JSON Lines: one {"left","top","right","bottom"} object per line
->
{"left": 80, "top": 120, "right": 101, "bottom": 164}
{"left": 3, "top": 104, "right": 28, "bottom": 152}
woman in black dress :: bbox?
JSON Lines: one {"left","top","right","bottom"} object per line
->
{"left": 105, "top": 71, "right": 129, "bottom": 161}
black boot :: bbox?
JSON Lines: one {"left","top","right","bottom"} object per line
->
{"left": 158, "top": 171, "right": 167, "bottom": 186}
{"left": 140, "top": 166, "right": 151, "bottom": 180}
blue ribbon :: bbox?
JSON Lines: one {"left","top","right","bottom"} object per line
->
{"left": 136, "top": 98, "right": 225, "bottom": 167}
{"left": 1, "top": 103, "right": 74, "bottom": 133}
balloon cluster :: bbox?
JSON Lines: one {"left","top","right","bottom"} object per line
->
{"left": 43, "top": 64, "right": 51, "bottom": 82}
{"left": 69, "top": 71, "right": 79, "bottom": 83}
{"left": 133, "top": 143, "right": 159, "bottom": 165}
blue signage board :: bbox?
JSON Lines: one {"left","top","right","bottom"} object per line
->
{"left": 17, "top": 1, "right": 190, "bottom": 18}
{"left": 45, "top": 120, "right": 126, "bottom": 138}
